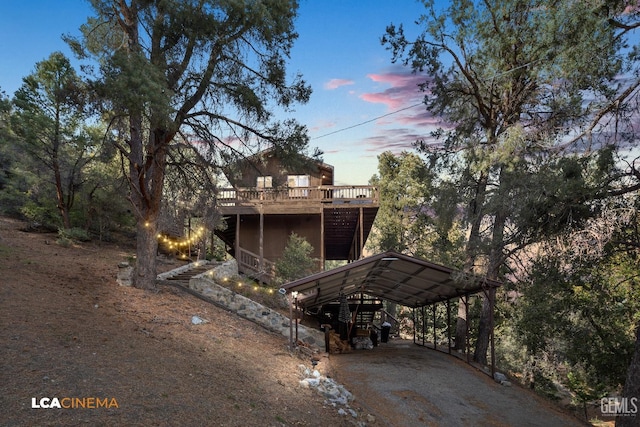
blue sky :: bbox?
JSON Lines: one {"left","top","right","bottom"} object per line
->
{"left": 0, "top": 1, "right": 438, "bottom": 185}
{"left": 290, "top": 1, "right": 439, "bottom": 184}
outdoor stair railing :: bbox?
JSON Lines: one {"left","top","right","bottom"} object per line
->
{"left": 237, "top": 247, "right": 276, "bottom": 284}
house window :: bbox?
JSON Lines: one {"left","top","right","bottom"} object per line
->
{"left": 256, "top": 176, "right": 272, "bottom": 188}
{"left": 287, "top": 175, "right": 309, "bottom": 187}
{"left": 287, "top": 175, "right": 309, "bottom": 197}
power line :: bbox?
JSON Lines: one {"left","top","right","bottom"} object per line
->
{"left": 312, "top": 102, "right": 424, "bottom": 140}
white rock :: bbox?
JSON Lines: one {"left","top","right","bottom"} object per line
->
{"left": 493, "top": 372, "right": 507, "bottom": 383}
{"left": 191, "top": 315, "right": 207, "bottom": 325}
{"left": 303, "top": 378, "right": 320, "bottom": 387}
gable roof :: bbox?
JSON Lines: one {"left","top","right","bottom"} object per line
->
{"left": 282, "top": 250, "right": 501, "bottom": 309}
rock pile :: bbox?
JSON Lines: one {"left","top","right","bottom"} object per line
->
{"left": 297, "top": 365, "right": 361, "bottom": 419}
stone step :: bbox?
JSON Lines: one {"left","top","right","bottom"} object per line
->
{"left": 166, "top": 266, "right": 212, "bottom": 282}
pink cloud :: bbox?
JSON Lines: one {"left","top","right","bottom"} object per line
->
{"left": 324, "top": 78, "right": 355, "bottom": 90}
{"left": 360, "top": 92, "right": 404, "bottom": 110}
{"left": 360, "top": 71, "right": 428, "bottom": 110}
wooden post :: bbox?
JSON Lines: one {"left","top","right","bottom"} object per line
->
{"left": 235, "top": 213, "right": 240, "bottom": 262}
{"left": 359, "top": 207, "right": 363, "bottom": 259}
{"left": 187, "top": 216, "right": 191, "bottom": 260}
{"left": 320, "top": 209, "right": 325, "bottom": 270}
{"left": 259, "top": 207, "right": 264, "bottom": 281}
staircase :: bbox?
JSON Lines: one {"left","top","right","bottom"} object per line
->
{"left": 354, "top": 310, "right": 376, "bottom": 330}
{"left": 160, "top": 264, "right": 212, "bottom": 286}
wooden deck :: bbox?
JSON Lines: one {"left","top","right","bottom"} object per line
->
{"left": 217, "top": 185, "right": 378, "bottom": 215}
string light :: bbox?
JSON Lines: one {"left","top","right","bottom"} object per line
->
{"left": 218, "top": 276, "right": 279, "bottom": 298}
{"left": 156, "top": 226, "right": 207, "bottom": 252}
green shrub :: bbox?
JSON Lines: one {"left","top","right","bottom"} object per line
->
{"left": 58, "top": 227, "right": 91, "bottom": 242}
{"left": 56, "top": 236, "right": 72, "bottom": 247}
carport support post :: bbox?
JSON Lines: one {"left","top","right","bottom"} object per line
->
{"left": 413, "top": 308, "right": 416, "bottom": 343}
{"left": 447, "top": 299, "right": 452, "bottom": 354}
{"left": 433, "top": 304, "right": 437, "bottom": 350}
{"left": 464, "top": 296, "right": 470, "bottom": 364}
{"left": 421, "top": 306, "right": 425, "bottom": 345}
{"left": 289, "top": 291, "right": 298, "bottom": 350}
{"left": 489, "top": 287, "right": 496, "bottom": 377}
{"left": 289, "top": 293, "right": 293, "bottom": 349}
{"left": 295, "top": 295, "right": 299, "bottom": 344}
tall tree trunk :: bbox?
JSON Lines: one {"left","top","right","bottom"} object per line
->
{"left": 52, "top": 105, "right": 71, "bottom": 229}
{"left": 454, "top": 170, "right": 488, "bottom": 351}
{"left": 473, "top": 289, "right": 494, "bottom": 365}
{"left": 473, "top": 172, "right": 507, "bottom": 365}
{"left": 616, "top": 325, "right": 640, "bottom": 427}
{"left": 130, "top": 125, "right": 170, "bottom": 290}
{"left": 134, "top": 220, "right": 159, "bottom": 290}
{"left": 126, "top": 108, "right": 160, "bottom": 290}
{"left": 474, "top": 168, "right": 507, "bottom": 365}
{"left": 54, "top": 164, "right": 70, "bottom": 229}
{"left": 117, "top": 4, "right": 169, "bottom": 291}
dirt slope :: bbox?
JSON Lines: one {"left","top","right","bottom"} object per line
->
{"left": 0, "top": 217, "right": 357, "bottom": 426}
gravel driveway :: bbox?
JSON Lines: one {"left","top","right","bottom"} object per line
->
{"left": 329, "top": 339, "right": 587, "bottom": 427}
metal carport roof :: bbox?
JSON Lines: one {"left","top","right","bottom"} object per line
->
{"left": 281, "top": 250, "right": 501, "bottom": 309}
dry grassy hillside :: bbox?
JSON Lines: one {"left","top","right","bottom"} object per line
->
{"left": 0, "top": 217, "right": 360, "bottom": 426}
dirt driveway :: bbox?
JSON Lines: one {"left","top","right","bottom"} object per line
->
{"left": 329, "top": 339, "right": 587, "bottom": 427}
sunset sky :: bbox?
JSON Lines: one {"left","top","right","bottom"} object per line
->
{"left": 0, "top": 1, "right": 442, "bottom": 184}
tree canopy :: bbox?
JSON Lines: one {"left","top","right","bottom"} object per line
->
{"left": 66, "top": 0, "right": 314, "bottom": 289}
{"left": 11, "top": 52, "right": 107, "bottom": 230}
{"left": 381, "top": 5, "right": 640, "bottom": 412}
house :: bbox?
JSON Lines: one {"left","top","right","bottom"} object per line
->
{"left": 215, "top": 148, "right": 379, "bottom": 283}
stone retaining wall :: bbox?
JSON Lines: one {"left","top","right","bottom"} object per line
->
{"left": 185, "top": 261, "right": 325, "bottom": 350}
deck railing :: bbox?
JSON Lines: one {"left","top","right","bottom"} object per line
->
{"left": 218, "top": 185, "right": 378, "bottom": 206}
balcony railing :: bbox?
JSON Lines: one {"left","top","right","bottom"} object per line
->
{"left": 218, "top": 185, "right": 378, "bottom": 207}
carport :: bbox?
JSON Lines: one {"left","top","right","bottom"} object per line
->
{"left": 281, "top": 250, "right": 502, "bottom": 374}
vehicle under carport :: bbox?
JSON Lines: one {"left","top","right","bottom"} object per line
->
{"left": 281, "top": 250, "right": 502, "bottom": 374}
